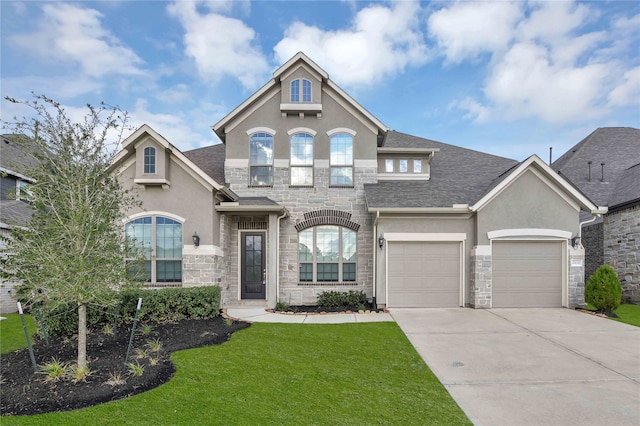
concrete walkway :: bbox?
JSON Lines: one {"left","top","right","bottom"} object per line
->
{"left": 391, "top": 308, "right": 640, "bottom": 426}
{"left": 225, "top": 307, "right": 394, "bottom": 324}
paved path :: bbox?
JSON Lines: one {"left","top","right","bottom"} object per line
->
{"left": 391, "top": 308, "right": 640, "bottom": 426}
{"left": 225, "top": 308, "right": 394, "bottom": 324}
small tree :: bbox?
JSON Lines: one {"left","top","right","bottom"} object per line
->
{"left": 1, "top": 94, "right": 140, "bottom": 370}
{"left": 585, "top": 265, "right": 622, "bottom": 312}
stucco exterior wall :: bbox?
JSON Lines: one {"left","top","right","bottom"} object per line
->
{"left": 477, "top": 170, "right": 579, "bottom": 245}
{"left": 604, "top": 206, "right": 640, "bottom": 303}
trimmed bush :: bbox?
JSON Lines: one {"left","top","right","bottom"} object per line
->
{"left": 316, "top": 290, "right": 367, "bottom": 309}
{"left": 37, "top": 286, "right": 221, "bottom": 337}
{"left": 585, "top": 265, "right": 622, "bottom": 312}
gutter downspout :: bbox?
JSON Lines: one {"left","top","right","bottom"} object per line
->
{"left": 372, "top": 211, "right": 380, "bottom": 309}
{"left": 275, "top": 208, "right": 289, "bottom": 306}
{"left": 578, "top": 214, "right": 601, "bottom": 246}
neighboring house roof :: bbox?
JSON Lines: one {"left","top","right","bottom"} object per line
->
{"left": 0, "top": 200, "right": 33, "bottom": 229}
{"left": 365, "top": 131, "right": 519, "bottom": 209}
{"left": 183, "top": 143, "right": 226, "bottom": 186}
{"left": 0, "top": 134, "right": 39, "bottom": 181}
{"left": 552, "top": 127, "right": 640, "bottom": 208}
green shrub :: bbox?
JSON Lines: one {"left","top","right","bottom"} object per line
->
{"left": 585, "top": 265, "right": 622, "bottom": 312}
{"left": 37, "top": 286, "right": 221, "bottom": 337}
{"left": 316, "top": 290, "right": 367, "bottom": 309}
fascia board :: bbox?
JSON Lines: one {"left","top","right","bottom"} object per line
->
{"left": 471, "top": 155, "right": 599, "bottom": 213}
{"left": 212, "top": 79, "right": 277, "bottom": 136}
{"left": 215, "top": 204, "right": 285, "bottom": 213}
{"left": 217, "top": 86, "right": 280, "bottom": 135}
{"left": 368, "top": 207, "right": 472, "bottom": 214}
{"left": 377, "top": 148, "right": 440, "bottom": 154}
{"left": 273, "top": 52, "right": 328, "bottom": 80}
{"left": 0, "top": 167, "right": 34, "bottom": 182}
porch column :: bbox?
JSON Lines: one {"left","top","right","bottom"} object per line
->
{"left": 470, "top": 245, "right": 492, "bottom": 309}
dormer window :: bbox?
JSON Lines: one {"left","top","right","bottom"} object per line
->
{"left": 144, "top": 147, "right": 156, "bottom": 174}
{"left": 291, "top": 79, "right": 312, "bottom": 103}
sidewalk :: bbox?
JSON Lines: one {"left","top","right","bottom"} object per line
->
{"left": 225, "top": 308, "right": 394, "bottom": 324}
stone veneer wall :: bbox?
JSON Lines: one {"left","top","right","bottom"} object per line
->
{"left": 568, "top": 247, "right": 586, "bottom": 308}
{"left": 604, "top": 206, "right": 640, "bottom": 303}
{"left": 226, "top": 165, "right": 376, "bottom": 305}
{"left": 470, "top": 246, "right": 492, "bottom": 308}
{"left": 582, "top": 222, "right": 603, "bottom": 282}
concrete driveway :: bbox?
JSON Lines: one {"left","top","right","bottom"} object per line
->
{"left": 390, "top": 308, "right": 640, "bottom": 426}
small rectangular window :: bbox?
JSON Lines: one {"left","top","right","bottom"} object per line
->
{"left": 302, "top": 80, "right": 311, "bottom": 102}
{"left": 413, "top": 160, "right": 422, "bottom": 173}
{"left": 399, "top": 159, "right": 408, "bottom": 173}
{"left": 291, "top": 80, "right": 300, "bottom": 102}
{"left": 144, "top": 147, "right": 156, "bottom": 174}
{"left": 385, "top": 159, "right": 394, "bottom": 173}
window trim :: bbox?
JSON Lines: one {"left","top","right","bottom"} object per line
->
{"left": 249, "top": 132, "right": 274, "bottom": 187}
{"left": 143, "top": 147, "right": 156, "bottom": 174}
{"left": 298, "top": 225, "right": 357, "bottom": 284}
{"left": 125, "top": 214, "right": 184, "bottom": 285}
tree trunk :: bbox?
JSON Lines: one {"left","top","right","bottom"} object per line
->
{"left": 77, "top": 303, "right": 87, "bottom": 370}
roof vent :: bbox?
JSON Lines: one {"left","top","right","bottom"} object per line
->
{"left": 601, "top": 162, "right": 605, "bottom": 182}
{"left": 588, "top": 161, "right": 592, "bottom": 182}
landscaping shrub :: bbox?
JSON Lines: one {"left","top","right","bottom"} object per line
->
{"left": 36, "top": 286, "right": 221, "bottom": 337}
{"left": 316, "top": 290, "right": 367, "bottom": 309}
{"left": 585, "top": 265, "right": 622, "bottom": 312}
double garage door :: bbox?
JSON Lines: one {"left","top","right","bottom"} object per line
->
{"left": 387, "top": 240, "right": 563, "bottom": 308}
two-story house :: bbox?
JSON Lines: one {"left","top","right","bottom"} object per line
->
{"left": 112, "top": 53, "right": 605, "bottom": 310}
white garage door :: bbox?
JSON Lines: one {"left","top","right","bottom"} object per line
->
{"left": 387, "top": 241, "right": 461, "bottom": 308}
{"left": 492, "top": 241, "right": 563, "bottom": 308}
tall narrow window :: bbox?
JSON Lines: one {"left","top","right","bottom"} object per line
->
{"left": 399, "top": 159, "right": 408, "bottom": 173}
{"left": 125, "top": 215, "right": 182, "bottom": 284}
{"left": 290, "top": 133, "right": 314, "bottom": 186}
{"left": 298, "top": 226, "right": 357, "bottom": 283}
{"left": 249, "top": 132, "right": 273, "bottom": 186}
{"left": 144, "top": 147, "right": 156, "bottom": 174}
{"left": 290, "top": 80, "right": 300, "bottom": 102}
{"left": 330, "top": 133, "right": 353, "bottom": 186}
{"left": 385, "top": 159, "right": 394, "bottom": 173}
{"left": 302, "top": 80, "right": 312, "bottom": 102}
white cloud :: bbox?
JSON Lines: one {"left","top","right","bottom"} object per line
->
{"left": 273, "top": 1, "right": 429, "bottom": 87}
{"left": 608, "top": 67, "right": 640, "bottom": 107}
{"left": 167, "top": 1, "right": 269, "bottom": 89}
{"left": 427, "top": 1, "right": 522, "bottom": 64}
{"left": 435, "top": 0, "right": 636, "bottom": 125}
{"left": 11, "top": 3, "right": 143, "bottom": 78}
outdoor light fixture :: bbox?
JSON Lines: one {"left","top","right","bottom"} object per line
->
{"left": 571, "top": 236, "right": 580, "bottom": 249}
{"left": 378, "top": 235, "right": 385, "bottom": 249}
{"left": 192, "top": 232, "right": 200, "bottom": 247}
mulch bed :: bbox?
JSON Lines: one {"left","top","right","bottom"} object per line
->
{"left": 273, "top": 303, "right": 381, "bottom": 314}
{"left": 575, "top": 308, "right": 619, "bottom": 318}
{"left": 1, "top": 317, "right": 250, "bottom": 416}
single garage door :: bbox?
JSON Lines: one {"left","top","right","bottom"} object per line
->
{"left": 387, "top": 241, "right": 461, "bottom": 308}
{"left": 492, "top": 241, "right": 563, "bottom": 308}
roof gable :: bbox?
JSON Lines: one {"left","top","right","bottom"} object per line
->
{"left": 473, "top": 155, "right": 604, "bottom": 214}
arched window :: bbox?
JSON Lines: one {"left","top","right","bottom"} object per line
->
{"left": 298, "top": 226, "right": 356, "bottom": 283}
{"left": 290, "top": 79, "right": 312, "bottom": 103}
{"left": 329, "top": 133, "right": 353, "bottom": 186}
{"left": 143, "top": 147, "right": 156, "bottom": 174}
{"left": 249, "top": 132, "right": 273, "bottom": 186}
{"left": 125, "top": 215, "right": 182, "bottom": 283}
{"left": 290, "top": 132, "right": 314, "bottom": 186}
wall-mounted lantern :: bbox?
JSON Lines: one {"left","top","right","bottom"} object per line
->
{"left": 192, "top": 232, "right": 200, "bottom": 247}
{"left": 571, "top": 236, "right": 581, "bottom": 249}
{"left": 378, "top": 235, "right": 385, "bottom": 249}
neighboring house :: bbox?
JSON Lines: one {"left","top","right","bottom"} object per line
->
{"left": 553, "top": 127, "right": 640, "bottom": 303}
{"left": 112, "top": 52, "right": 604, "bottom": 309}
{"left": 0, "top": 134, "right": 37, "bottom": 313}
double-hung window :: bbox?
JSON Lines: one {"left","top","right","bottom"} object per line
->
{"left": 290, "top": 79, "right": 312, "bottom": 103}
{"left": 125, "top": 216, "right": 182, "bottom": 283}
{"left": 290, "top": 133, "right": 314, "bottom": 186}
{"left": 330, "top": 133, "right": 353, "bottom": 186}
{"left": 249, "top": 132, "right": 273, "bottom": 186}
{"left": 144, "top": 147, "right": 156, "bottom": 174}
{"left": 299, "top": 226, "right": 356, "bottom": 283}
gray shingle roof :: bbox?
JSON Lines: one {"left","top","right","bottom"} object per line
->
{"left": 0, "top": 135, "right": 39, "bottom": 177}
{"left": 365, "top": 131, "right": 518, "bottom": 208}
{"left": 0, "top": 200, "right": 33, "bottom": 228}
{"left": 183, "top": 143, "right": 226, "bottom": 186}
{"left": 552, "top": 127, "right": 640, "bottom": 207}
{"left": 608, "top": 163, "right": 640, "bottom": 210}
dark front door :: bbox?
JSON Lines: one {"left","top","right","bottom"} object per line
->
{"left": 241, "top": 233, "right": 266, "bottom": 299}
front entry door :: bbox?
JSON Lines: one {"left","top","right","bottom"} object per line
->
{"left": 241, "top": 233, "right": 266, "bottom": 299}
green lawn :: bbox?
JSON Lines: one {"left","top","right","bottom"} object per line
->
{"left": 585, "top": 303, "right": 640, "bottom": 327}
{"left": 1, "top": 322, "right": 470, "bottom": 425}
{"left": 1, "top": 313, "right": 36, "bottom": 354}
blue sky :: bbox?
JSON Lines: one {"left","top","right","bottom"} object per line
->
{"left": 1, "top": 1, "right": 638, "bottom": 161}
